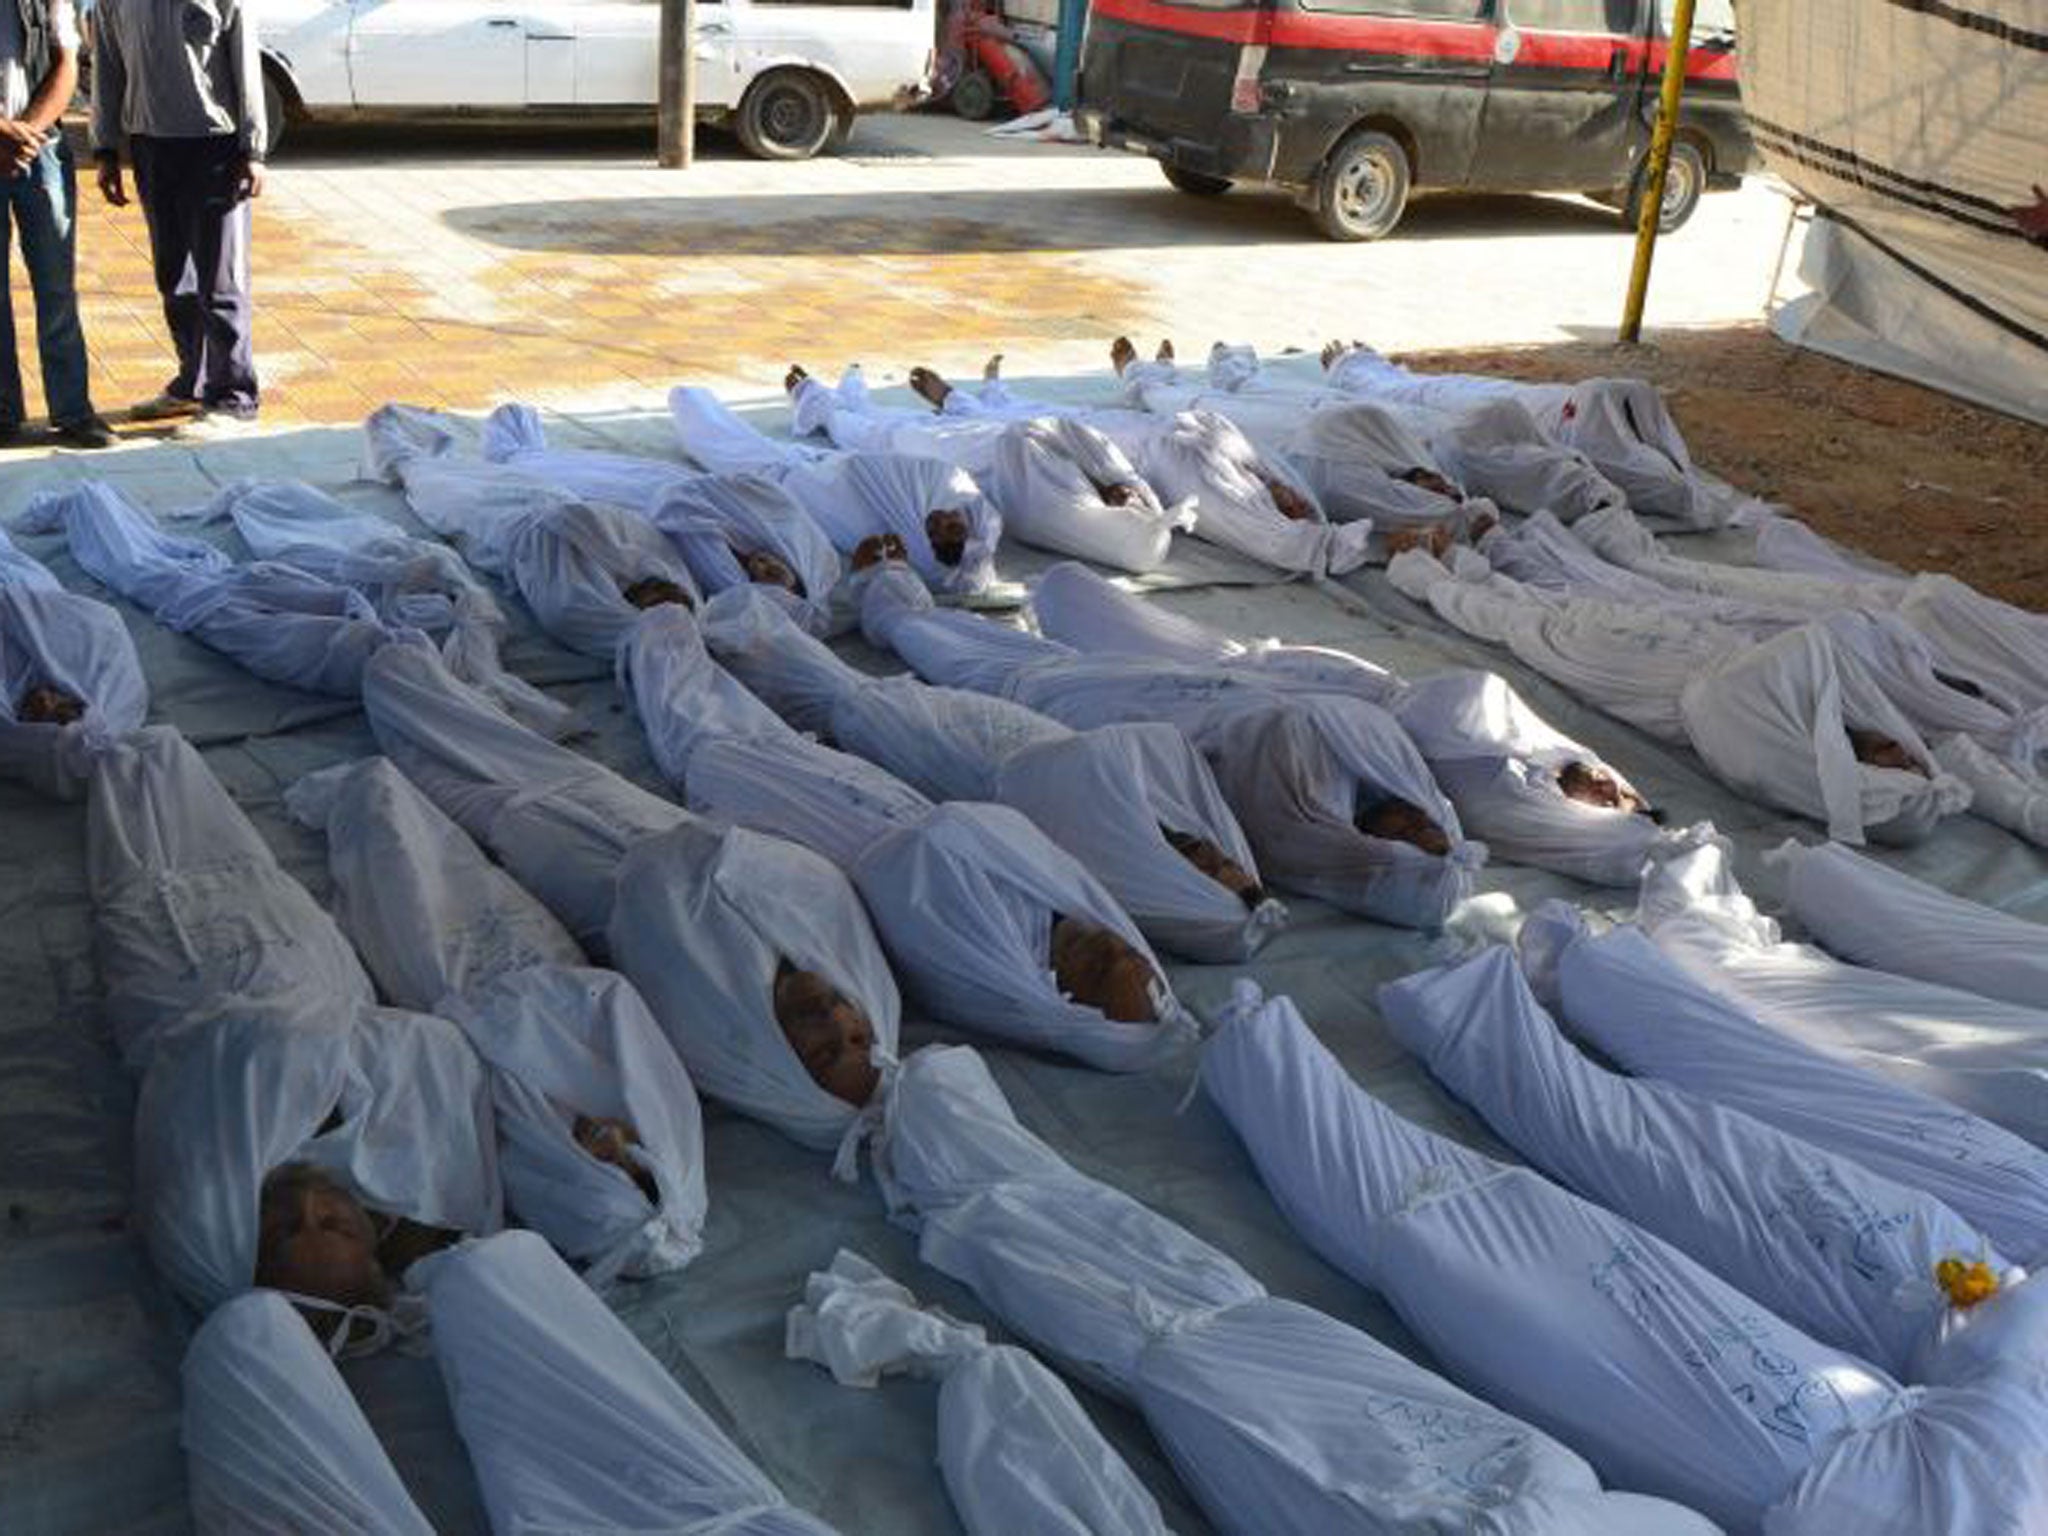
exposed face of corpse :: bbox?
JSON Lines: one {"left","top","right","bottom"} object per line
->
{"left": 925, "top": 509, "right": 971, "bottom": 567}
{"left": 774, "top": 960, "right": 880, "bottom": 1106}
{"left": 1848, "top": 727, "right": 1927, "bottom": 777}
{"left": 1556, "top": 760, "right": 1650, "bottom": 815}
{"left": 621, "top": 575, "right": 695, "bottom": 611}
{"left": 1050, "top": 915, "right": 1160, "bottom": 1024}
{"left": 1400, "top": 466, "right": 1462, "bottom": 501}
{"left": 1161, "top": 825, "right": 1266, "bottom": 908}
{"left": 1091, "top": 478, "right": 1135, "bottom": 508}
{"left": 18, "top": 683, "right": 85, "bottom": 725}
{"left": 573, "top": 1114, "right": 659, "bottom": 1204}
{"left": 739, "top": 546, "right": 804, "bottom": 596}
{"left": 852, "top": 532, "right": 909, "bottom": 570}
{"left": 255, "top": 1163, "right": 392, "bottom": 1313}
{"left": 1356, "top": 794, "right": 1454, "bottom": 856}
{"left": 1263, "top": 477, "right": 1314, "bottom": 522}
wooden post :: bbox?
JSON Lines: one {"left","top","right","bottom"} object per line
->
{"left": 659, "top": 0, "right": 696, "bottom": 168}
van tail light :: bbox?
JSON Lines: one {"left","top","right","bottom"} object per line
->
{"left": 1230, "top": 45, "right": 1267, "bottom": 114}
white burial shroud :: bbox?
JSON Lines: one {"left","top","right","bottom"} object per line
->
{"left": 651, "top": 469, "right": 843, "bottom": 632}
{"left": 1776, "top": 839, "right": 2048, "bottom": 1012}
{"left": 19, "top": 481, "right": 393, "bottom": 697}
{"left": 1526, "top": 903, "right": 2048, "bottom": 1272}
{"left": 1211, "top": 984, "right": 2048, "bottom": 1535}
{"left": 697, "top": 585, "right": 1282, "bottom": 961}
{"left": 684, "top": 732, "right": 1196, "bottom": 1073}
{"left": 874, "top": 1044, "right": 1711, "bottom": 1536}
{"left": 787, "top": 1249, "right": 1174, "bottom": 1536}
{"left": 1385, "top": 946, "right": 2040, "bottom": 1388}
{"left": 668, "top": 385, "right": 1002, "bottom": 596}
{"left": 360, "top": 637, "right": 897, "bottom": 1151}
{"left": 1029, "top": 561, "right": 1669, "bottom": 886}
{"left": 292, "top": 756, "right": 709, "bottom": 1283}
{"left": 185, "top": 1233, "right": 843, "bottom": 1536}
{"left": 86, "top": 726, "right": 376, "bottom": 1075}
{"left": 792, "top": 368, "right": 1186, "bottom": 574}
{"left": 0, "top": 532, "right": 147, "bottom": 798}
{"left": 137, "top": 1005, "right": 503, "bottom": 1316}
{"left": 1636, "top": 839, "right": 2048, "bottom": 1145}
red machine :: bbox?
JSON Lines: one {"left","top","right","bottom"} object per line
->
{"left": 937, "top": 0, "right": 1052, "bottom": 120}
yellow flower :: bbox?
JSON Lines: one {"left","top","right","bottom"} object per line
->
{"left": 1936, "top": 1257, "right": 2001, "bottom": 1310}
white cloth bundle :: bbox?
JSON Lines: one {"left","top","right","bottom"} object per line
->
{"left": 1574, "top": 504, "right": 1884, "bottom": 618}
{"left": 1678, "top": 620, "right": 1971, "bottom": 845}
{"left": 1479, "top": 509, "right": 1788, "bottom": 626}
{"left": 501, "top": 497, "right": 705, "bottom": 661}
{"left": 186, "top": 1233, "right": 842, "bottom": 1536}
{"left": 1636, "top": 839, "right": 2048, "bottom": 1145}
{"left": 1421, "top": 394, "right": 1625, "bottom": 523}
{"left": 18, "top": 481, "right": 394, "bottom": 698}
{"left": 87, "top": 726, "right": 376, "bottom": 1074}
{"left": 183, "top": 1290, "right": 437, "bottom": 1535}
{"left": 1893, "top": 573, "right": 2048, "bottom": 714}
{"left": 786, "top": 1249, "right": 1175, "bottom": 1536}
{"left": 854, "top": 802, "right": 1196, "bottom": 1071}
{"left": 136, "top": 1006, "right": 503, "bottom": 1315}
{"left": 1032, "top": 561, "right": 1665, "bottom": 886}
{"left": 863, "top": 569, "right": 1077, "bottom": 695}
{"left": 1933, "top": 732, "right": 2048, "bottom": 846}
{"left": 682, "top": 731, "right": 937, "bottom": 871}
{"left": 670, "top": 385, "right": 1003, "bottom": 596}
{"left": 1211, "top": 984, "right": 2048, "bottom": 1535}
{"left": 1386, "top": 946, "right": 2030, "bottom": 1385}
{"left": 621, "top": 601, "right": 805, "bottom": 786}
{"left": 652, "top": 470, "right": 843, "bottom": 630}
{"left": 876, "top": 1044, "right": 1705, "bottom": 1536}
{"left": 1528, "top": 902, "right": 2048, "bottom": 1271}
{"left": 988, "top": 416, "right": 1187, "bottom": 573}
{"left": 290, "top": 756, "right": 706, "bottom": 1283}
{"left": 1776, "top": 840, "right": 2048, "bottom": 1011}
{"left": 481, "top": 400, "right": 696, "bottom": 511}
{"left": 363, "top": 638, "right": 690, "bottom": 950}
{"left": 610, "top": 816, "right": 902, "bottom": 1152}
{"left": 833, "top": 676, "right": 1070, "bottom": 804}
{"left": 0, "top": 536, "right": 146, "bottom": 798}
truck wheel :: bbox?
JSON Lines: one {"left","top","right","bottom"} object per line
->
{"left": 262, "top": 69, "right": 288, "bottom": 156}
{"left": 1621, "top": 138, "right": 1705, "bottom": 234}
{"left": 738, "top": 70, "right": 838, "bottom": 161}
{"left": 1162, "top": 164, "right": 1232, "bottom": 196}
{"left": 1312, "top": 129, "right": 1410, "bottom": 242}
{"left": 951, "top": 70, "right": 997, "bottom": 121}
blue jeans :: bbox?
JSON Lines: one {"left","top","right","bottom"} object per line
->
{"left": 0, "top": 135, "right": 93, "bottom": 428}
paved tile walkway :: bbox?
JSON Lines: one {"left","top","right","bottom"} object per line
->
{"left": 6, "top": 113, "right": 1802, "bottom": 449}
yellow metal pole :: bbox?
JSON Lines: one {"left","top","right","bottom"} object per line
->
{"left": 1619, "top": 0, "right": 1698, "bottom": 344}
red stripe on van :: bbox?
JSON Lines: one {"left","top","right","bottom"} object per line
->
{"left": 1091, "top": 0, "right": 1739, "bottom": 80}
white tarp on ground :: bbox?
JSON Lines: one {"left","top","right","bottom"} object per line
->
{"left": 1746, "top": 0, "right": 2048, "bottom": 424}
{"left": 5, "top": 375, "right": 2048, "bottom": 1536}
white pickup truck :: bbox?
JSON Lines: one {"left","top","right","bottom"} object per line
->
{"left": 252, "top": 0, "right": 936, "bottom": 159}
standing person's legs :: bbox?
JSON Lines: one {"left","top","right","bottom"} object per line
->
{"left": 127, "top": 136, "right": 204, "bottom": 409}
{"left": 12, "top": 139, "right": 98, "bottom": 431}
{"left": 0, "top": 171, "right": 22, "bottom": 431}
{"left": 183, "top": 137, "right": 257, "bottom": 414}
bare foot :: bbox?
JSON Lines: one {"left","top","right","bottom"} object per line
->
{"left": 982, "top": 353, "right": 1004, "bottom": 382}
{"left": 1463, "top": 510, "right": 1499, "bottom": 544}
{"left": 1321, "top": 340, "right": 1346, "bottom": 370}
{"left": 1385, "top": 525, "right": 1455, "bottom": 560}
{"left": 909, "top": 366, "right": 951, "bottom": 410}
{"left": 784, "top": 364, "right": 809, "bottom": 395}
{"left": 1110, "top": 336, "right": 1138, "bottom": 375}
{"left": 1156, "top": 338, "right": 1175, "bottom": 362}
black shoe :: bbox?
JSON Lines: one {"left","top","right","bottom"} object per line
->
{"left": 52, "top": 414, "right": 119, "bottom": 450}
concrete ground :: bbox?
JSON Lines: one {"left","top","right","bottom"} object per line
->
{"left": 5, "top": 111, "right": 1803, "bottom": 445}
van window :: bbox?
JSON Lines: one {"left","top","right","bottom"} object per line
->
{"left": 1504, "top": 0, "right": 1636, "bottom": 30}
{"left": 1300, "top": 0, "right": 1486, "bottom": 20}
{"left": 1660, "top": 0, "right": 1735, "bottom": 38}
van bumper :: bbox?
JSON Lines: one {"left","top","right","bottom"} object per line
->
{"left": 1080, "top": 109, "right": 1308, "bottom": 191}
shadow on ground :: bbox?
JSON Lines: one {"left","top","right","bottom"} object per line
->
{"left": 441, "top": 186, "right": 1625, "bottom": 257}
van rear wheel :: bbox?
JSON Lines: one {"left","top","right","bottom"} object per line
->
{"left": 738, "top": 69, "right": 838, "bottom": 161}
{"left": 1162, "top": 164, "right": 1232, "bottom": 196}
{"left": 1312, "top": 129, "right": 1410, "bottom": 242}
{"left": 1620, "top": 139, "right": 1706, "bottom": 234}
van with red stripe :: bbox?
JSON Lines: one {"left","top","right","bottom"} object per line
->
{"left": 1075, "top": 0, "right": 1752, "bottom": 240}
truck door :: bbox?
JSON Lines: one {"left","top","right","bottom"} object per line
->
{"left": 1471, "top": 0, "right": 1647, "bottom": 192}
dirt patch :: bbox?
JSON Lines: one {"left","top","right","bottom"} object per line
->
{"left": 1389, "top": 324, "right": 2048, "bottom": 612}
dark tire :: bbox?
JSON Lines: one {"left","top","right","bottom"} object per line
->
{"left": 951, "top": 70, "right": 997, "bottom": 122}
{"left": 737, "top": 69, "right": 838, "bottom": 161}
{"left": 1311, "top": 128, "right": 1411, "bottom": 242}
{"left": 1621, "top": 138, "right": 1706, "bottom": 234}
{"left": 262, "top": 69, "right": 288, "bottom": 155}
{"left": 1162, "top": 163, "right": 1232, "bottom": 196}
